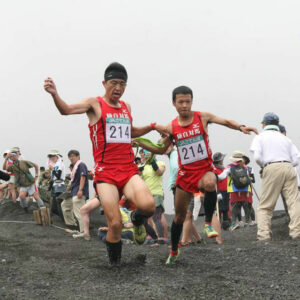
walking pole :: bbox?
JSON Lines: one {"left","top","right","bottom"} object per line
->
{"left": 250, "top": 182, "right": 260, "bottom": 202}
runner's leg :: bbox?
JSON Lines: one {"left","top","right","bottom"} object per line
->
{"left": 172, "top": 187, "right": 192, "bottom": 251}
{"left": 96, "top": 183, "right": 122, "bottom": 265}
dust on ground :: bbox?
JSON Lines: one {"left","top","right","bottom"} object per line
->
{"left": 0, "top": 201, "right": 299, "bottom": 300}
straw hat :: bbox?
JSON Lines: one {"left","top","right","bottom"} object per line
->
{"left": 229, "top": 151, "right": 246, "bottom": 163}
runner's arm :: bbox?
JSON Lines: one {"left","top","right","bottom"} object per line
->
{"left": 44, "top": 77, "right": 94, "bottom": 115}
{"left": 2, "top": 156, "right": 8, "bottom": 170}
{"left": 33, "top": 163, "right": 39, "bottom": 179}
{"left": 202, "top": 112, "right": 258, "bottom": 135}
{"left": 134, "top": 136, "right": 173, "bottom": 155}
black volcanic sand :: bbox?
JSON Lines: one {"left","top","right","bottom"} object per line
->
{"left": 0, "top": 201, "right": 299, "bottom": 300}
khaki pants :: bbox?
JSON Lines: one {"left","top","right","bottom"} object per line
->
{"left": 61, "top": 196, "right": 86, "bottom": 232}
{"left": 257, "top": 162, "right": 300, "bottom": 240}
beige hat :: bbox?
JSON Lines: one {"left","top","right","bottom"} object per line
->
{"left": 229, "top": 150, "right": 246, "bottom": 163}
{"left": 47, "top": 149, "right": 62, "bottom": 157}
{"left": 10, "top": 147, "right": 20, "bottom": 153}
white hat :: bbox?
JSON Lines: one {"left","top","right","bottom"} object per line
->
{"left": 47, "top": 149, "right": 62, "bottom": 157}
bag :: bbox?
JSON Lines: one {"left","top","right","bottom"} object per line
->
{"left": 52, "top": 183, "right": 66, "bottom": 194}
{"left": 230, "top": 164, "right": 250, "bottom": 188}
{"left": 15, "top": 162, "right": 35, "bottom": 185}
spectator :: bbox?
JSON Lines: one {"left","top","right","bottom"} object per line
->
{"left": 98, "top": 206, "right": 134, "bottom": 243}
{"left": 65, "top": 150, "right": 89, "bottom": 239}
{"left": 2, "top": 150, "right": 17, "bottom": 203}
{"left": 250, "top": 112, "right": 300, "bottom": 241}
{"left": 140, "top": 150, "right": 167, "bottom": 244}
{"left": 218, "top": 151, "right": 253, "bottom": 231}
{"left": 213, "top": 152, "right": 230, "bottom": 230}
{"left": 47, "top": 150, "right": 66, "bottom": 220}
{"left": 3, "top": 149, "right": 44, "bottom": 212}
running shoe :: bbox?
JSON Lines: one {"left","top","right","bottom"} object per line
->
{"left": 203, "top": 224, "right": 218, "bottom": 238}
{"left": 165, "top": 249, "right": 180, "bottom": 265}
{"left": 132, "top": 223, "right": 147, "bottom": 245}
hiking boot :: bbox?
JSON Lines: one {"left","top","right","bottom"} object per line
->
{"left": 72, "top": 232, "right": 91, "bottom": 241}
{"left": 166, "top": 249, "right": 180, "bottom": 265}
{"left": 203, "top": 224, "right": 218, "bottom": 238}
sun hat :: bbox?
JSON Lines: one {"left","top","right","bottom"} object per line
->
{"left": 47, "top": 149, "right": 62, "bottom": 157}
{"left": 229, "top": 151, "right": 246, "bottom": 163}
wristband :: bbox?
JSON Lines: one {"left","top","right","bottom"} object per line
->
{"left": 238, "top": 125, "right": 246, "bottom": 131}
{"left": 150, "top": 122, "right": 156, "bottom": 130}
{"left": 151, "top": 160, "right": 159, "bottom": 171}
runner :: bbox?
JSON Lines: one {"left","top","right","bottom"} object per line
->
{"left": 44, "top": 62, "right": 167, "bottom": 265}
{"left": 134, "top": 85, "right": 258, "bottom": 264}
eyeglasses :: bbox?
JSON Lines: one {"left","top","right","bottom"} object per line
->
{"left": 109, "top": 80, "right": 127, "bottom": 88}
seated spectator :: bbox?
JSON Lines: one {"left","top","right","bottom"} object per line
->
{"left": 98, "top": 206, "right": 134, "bottom": 243}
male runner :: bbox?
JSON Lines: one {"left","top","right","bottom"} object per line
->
{"left": 44, "top": 62, "right": 167, "bottom": 265}
{"left": 134, "top": 86, "right": 258, "bottom": 264}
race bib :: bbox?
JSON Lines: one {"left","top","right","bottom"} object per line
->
{"left": 106, "top": 117, "right": 131, "bottom": 143}
{"left": 178, "top": 135, "right": 208, "bottom": 165}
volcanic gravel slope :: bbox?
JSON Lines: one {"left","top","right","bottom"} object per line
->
{"left": 0, "top": 202, "right": 299, "bottom": 300}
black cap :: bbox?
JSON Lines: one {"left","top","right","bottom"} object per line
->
{"left": 104, "top": 62, "right": 128, "bottom": 82}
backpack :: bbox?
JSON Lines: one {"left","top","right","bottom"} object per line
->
{"left": 230, "top": 164, "right": 250, "bottom": 188}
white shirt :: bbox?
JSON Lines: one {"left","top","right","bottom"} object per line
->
{"left": 250, "top": 128, "right": 300, "bottom": 167}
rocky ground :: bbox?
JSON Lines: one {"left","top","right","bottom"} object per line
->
{"left": 0, "top": 201, "right": 299, "bottom": 300}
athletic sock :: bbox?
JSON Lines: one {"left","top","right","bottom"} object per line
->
{"left": 171, "top": 221, "right": 183, "bottom": 252}
{"left": 131, "top": 210, "right": 147, "bottom": 226}
{"left": 204, "top": 191, "right": 217, "bottom": 223}
{"left": 106, "top": 240, "right": 122, "bottom": 265}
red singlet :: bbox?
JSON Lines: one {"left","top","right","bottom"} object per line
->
{"left": 89, "top": 97, "right": 138, "bottom": 193}
{"left": 172, "top": 111, "right": 215, "bottom": 193}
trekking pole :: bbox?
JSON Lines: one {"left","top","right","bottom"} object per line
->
{"left": 250, "top": 182, "right": 260, "bottom": 202}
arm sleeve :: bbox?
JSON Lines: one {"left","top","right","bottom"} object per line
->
{"left": 250, "top": 136, "right": 264, "bottom": 167}
{"left": 217, "top": 168, "right": 230, "bottom": 181}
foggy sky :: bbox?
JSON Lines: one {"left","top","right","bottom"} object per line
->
{"left": 1, "top": 0, "right": 300, "bottom": 212}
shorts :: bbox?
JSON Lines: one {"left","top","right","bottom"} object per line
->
{"left": 175, "top": 164, "right": 215, "bottom": 194}
{"left": 20, "top": 184, "right": 37, "bottom": 196}
{"left": 8, "top": 175, "right": 15, "bottom": 185}
{"left": 93, "top": 163, "right": 139, "bottom": 196}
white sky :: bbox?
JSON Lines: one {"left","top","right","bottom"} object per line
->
{"left": 1, "top": 0, "right": 300, "bottom": 212}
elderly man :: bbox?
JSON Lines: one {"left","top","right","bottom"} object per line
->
{"left": 250, "top": 112, "right": 300, "bottom": 241}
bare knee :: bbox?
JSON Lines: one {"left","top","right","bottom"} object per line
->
{"left": 202, "top": 180, "right": 216, "bottom": 192}
{"left": 136, "top": 195, "right": 155, "bottom": 217}
{"left": 109, "top": 220, "right": 122, "bottom": 233}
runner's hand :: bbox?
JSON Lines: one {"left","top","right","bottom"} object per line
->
{"left": 44, "top": 77, "right": 58, "bottom": 96}
{"left": 241, "top": 126, "right": 258, "bottom": 135}
{"left": 154, "top": 124, "right": 169, "bottom": 138}
{"left": 131, "top": 139, "right": 138, "bottom": 147}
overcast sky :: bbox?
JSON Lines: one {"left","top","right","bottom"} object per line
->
{"left": 1, "top": 0, "right": 300, "bottom": 212}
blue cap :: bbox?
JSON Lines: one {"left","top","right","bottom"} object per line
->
{"left": 262, "top": 112, "right": 279, "bottom": 125}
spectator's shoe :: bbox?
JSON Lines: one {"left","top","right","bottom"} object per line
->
{"left": 229, "top": 223, "right": 239, "bottom": 231}
{"left": 249, "top": 220, "right": 257, "bottom": 226}
{"left": 166, "top": 249, "right": 180, "bottom": 265}
{"left": 145, "top": 236, "right": 155, "bottom": 245}
{"left": 238, "top": 221, "right": 245, "bottom": 228}
{"left": 203, "top": 224, "right": 218, "bottom": 238}
{"left": 132, "top": 223, "right": 147, "bottom": 245}
{"left": 72, "top": 232, "right": 91, "bottom": 241}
